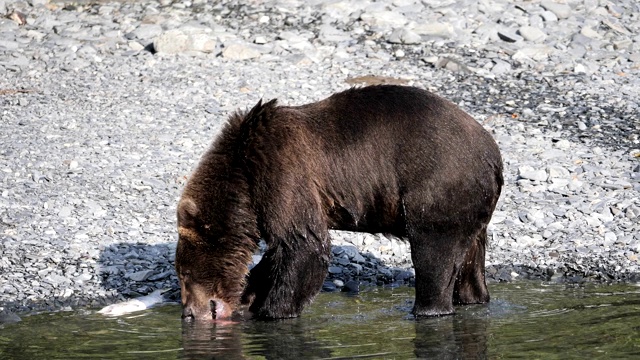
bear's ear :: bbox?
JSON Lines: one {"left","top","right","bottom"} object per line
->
{"left": 177, "top": 198, "right": 199, "bottom": 229}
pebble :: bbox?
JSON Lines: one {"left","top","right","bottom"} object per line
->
{"left": 498, "top": 28, "right": 523, "bottom": 43}
{"left": 541, "top": 1, "right": 573, "bottom": 19}
{"left": 387, "top": 28, "right": 421, "bottom": 45}
{"left": 518, "top": 26, "right": 547, "bottom": 42}
{"left": 0, "top": 0, "right": 638, "bottom": 317}
{"left": 221, "top": 42, "right": 262, "bottom": 60}
{"left": 153, "top": 28, "right": 216, "bottom": 54}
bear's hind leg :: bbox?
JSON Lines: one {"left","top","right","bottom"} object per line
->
{"left": 245, "top": 230, "right": 331, "bottom": 319}
{"left": 453, "top": 226, "right": 490, "bottom": 305}
{"left": 408, "top": 226, "right": 470, "bottom": 317}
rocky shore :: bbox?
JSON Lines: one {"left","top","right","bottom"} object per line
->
{"left": 1, "top": 0, "right": 639, "bottom": 320}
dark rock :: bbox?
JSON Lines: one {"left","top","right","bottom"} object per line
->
{"left": 342, "top": 280, "right": 359, "bottom": 293}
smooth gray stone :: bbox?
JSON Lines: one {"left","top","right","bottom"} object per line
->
{"left": 154, "top": 28, "right": 217, "bottom": 54}
{"left": 126, "top": 270, "right": 155, "bottom": 282}
{"left": 360, "top": 10, "right": 407, "bottom": 28}
{"left": 322, "top": 281, "right": 337, "bottom": 291}
{"left": 387, "top": 27, "right": 421, "bottom": 44}
{"left": 540, "top": 10, "right": 558, "bottom": 22}
{"left": 221, "top": 42, "right": 262, "bottom": 60}
{"left": 349, "top": 263, "right": 363, "bottom": 273}
{"left": 518, "top": 26, "right": 546, "bottom": 42}
{"left": 435, "top": 57, "right": 471, "bottom": 73}
{"left": 341, "top": 245, "right": 359, "bottom": 259}
{"left": 0, "top": 18, "right": 19, "bottom": 31}
{"left": 541, "top": 1, "right": 572, "bottom": 19}
{"left": 129, "top": 24, "right": 164, "bottom": 41}
{"left": 0, "top": 39, "right": 19, "bottom": 51}
{"left": 519, "top": 166, "right": 548, "bottom": 181}
{"left": 412, "top": 22, "right": 454, "bottom": 38}
{"left": 491, "top": 59, "right": 511, "bottom": 75}
{"left": 318, "top": 24, "right": 351, "bottom": 42}
{"left": 498, "top": 28, "right": 523, "bottom": 43}
{"left": 342, "top": 280, "right": 359, "bottom": 293}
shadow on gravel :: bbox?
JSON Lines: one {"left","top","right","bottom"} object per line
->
{"left": 98, "top": 242, "right": 180, "bottom": 302}
{"left": 93, "top": 239, "right": 420, "bottom": 305}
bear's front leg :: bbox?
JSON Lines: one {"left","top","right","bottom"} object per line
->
{"left": 243, "top": 231, "right": 331, "bottom": 319}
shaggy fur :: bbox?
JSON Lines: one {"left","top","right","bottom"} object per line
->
{"left": 175, "top": 85, "right": 503, "bottom": 320}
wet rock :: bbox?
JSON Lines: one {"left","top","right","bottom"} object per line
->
{"left": 394, "top": 270, "right": 414, "bottom": 281}
{"left": 0, "top": 312, "right": 21, "bottom": 324}
{"left": 342, "top": 280, "right": 360, "bottom": 293}
{"left": 322, "top": 281, "right": 337, "bottom": 292}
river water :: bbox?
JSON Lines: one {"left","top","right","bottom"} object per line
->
{"left": 1, "top": 281, "right": 639, "bottom": 359}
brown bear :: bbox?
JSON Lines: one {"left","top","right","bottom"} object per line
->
{"left": 175, "top": 85, "right": 503, "bottom": 321}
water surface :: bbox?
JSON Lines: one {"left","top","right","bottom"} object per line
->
{"left": 1, "top": 282, "right": 639, "bottom": 359}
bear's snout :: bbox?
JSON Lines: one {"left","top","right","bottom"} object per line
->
{"left": 181, "top": 305, "right": 195, "bottom": 320}
{"left": 181, "top": 298, "right": 232, "bottom": 321}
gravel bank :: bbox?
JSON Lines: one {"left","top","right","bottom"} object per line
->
{"left": 1, "top": 0, "right": 639, "bottom": 319}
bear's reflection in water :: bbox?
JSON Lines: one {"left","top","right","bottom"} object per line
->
{"left": 179, "top": 309, "right": 488, "bottom": 359}
{"left": 414, "top": 312, "right": 489, "bottom": 359}
{"left": 180, "top": 319, "right": 332, "bottom": 360}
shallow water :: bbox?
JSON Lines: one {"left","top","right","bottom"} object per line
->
{"left": 1, "top": 282, "right": 639, "bottom": 359}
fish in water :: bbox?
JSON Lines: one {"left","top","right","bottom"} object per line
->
{"left": 98, "top": 289, "right": 167, "bottom": 316}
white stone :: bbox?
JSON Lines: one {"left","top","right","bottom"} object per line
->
{"left": 222, "top": 42, "right": 262, "bottom": 60}
{"left": 360, "top": 11, "right": 407, "bottom": 28}
{"left": 411, "top": 22, "right": 454, "bottom": 38}
{"left": 518, "top": 26, "right": 546, "bottom": 42}
{"left": 518, "top": 165, "right": 548, "bottom": 181}
{"left": 574, "top": 64, "right": 587, "bottom": 73}
{"left": 541, "top": 1, "right": 572, "bottom": 19}
{"left": 154, "top": 29, "right": 217, "bottom": 54}
{"left": 387, "top": 28, "right": 421, "bottom": 44}
{"left": 580, "top": 27, "right": 601, "bottom": 39}
{"left": 512, "top": 45, "right": 554, "bottom": 62}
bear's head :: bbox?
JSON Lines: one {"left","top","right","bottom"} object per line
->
{"left": 175, "top": 197, "right": 255, "bottom": 321}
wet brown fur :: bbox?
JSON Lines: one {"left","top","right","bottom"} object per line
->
{"left": 176, "top": 85, "right": 503, "bottom": 320}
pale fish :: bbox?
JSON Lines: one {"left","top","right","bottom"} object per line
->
{"left": 98, "top": 289, "right": 167, "bottom": 316}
